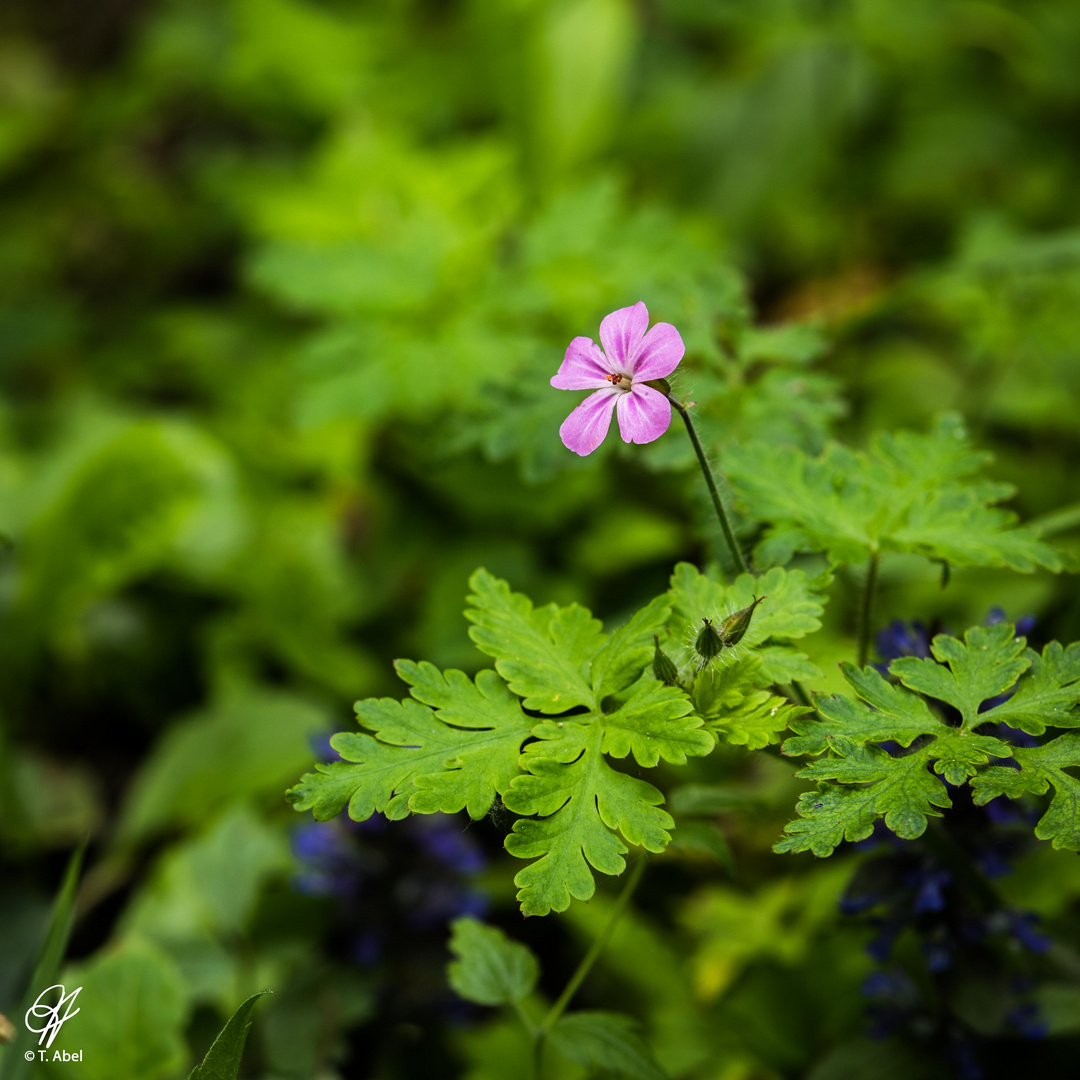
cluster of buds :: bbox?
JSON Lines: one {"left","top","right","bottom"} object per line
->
{"left": 695, "top": 596, "right": 766, "bottom": 665}
{"left": 653, "top": 596, "right": 766, "bottom": 685}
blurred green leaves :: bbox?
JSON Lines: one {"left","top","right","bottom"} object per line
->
{"left": 54, "top": 939, "right": 188, "bottom": 1080}
{"left": 118, "top": 687, "right": 328, "bottom": 844}
{"left": 3, "top": 0, "right": 1080, "bottom": 1074}
{"left": 447, "top": 918, "right": 538, "bottom": 1007}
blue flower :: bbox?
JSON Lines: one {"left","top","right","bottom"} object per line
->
{"left": 1007, "top": 911, "right": 1051, "bottom": 954}
{"left": 866, "top": 917, "right": 905, "bottom": 962}
{"left": 985, "top": 607, "right": 1036, "bottom": 637}
{"left": 875, "top": 619, "right": 933, "bottom": 668}
{"left": 291, "top": 821, "right": 363, "bottom": 897}
{"left": 1007, "top": 1002, "right": 1048, "bottom": 1039}
{"left": 351, "top": 929, "right": 383, "bottom": 967}
{"left": 920, "top": 938, "right": 952, "bottom": 972}
{"left": 907, "top": 867, "right": 952, "bottom": 914}
{"left": 413, "top": 817, "right": 487, "bottom": 875}
{"left": 308, "top": 733, "right": 339, "bottom": 762}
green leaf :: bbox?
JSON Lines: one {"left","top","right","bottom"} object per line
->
{"left": 55, "top": 938, "right": 189, "bottom": 1080}
{"left": 446, "top": 918, "right": 539, "bottom": 1006}
{"left": 189, "top": 992, "right": 269, "bottom": 1080}
{"left": 548, "top": 1011, "right": 668, "bottom": 1080}
{"left": 287, "top": 663, "right": 533, "bottom": 821}
{"left": 973, "top": 735, "right": 1080, "bottom": 850}
{"left": 668, "top": 784, "right": 761, "bottom": 816}
{"left": 466, "top": 568, "right": 604, "bottom": 712}
{"left": 118, "top": 687, "right": 328, "bottom": 844}
{"left": 784, "top": 663, "right": 944, "bottom": 756}
{"left": 599, "top": 675, "right": 715, "bottom": 766}
{"left": 590, "top": 594, "right": 673, "bottom": 699}
{"left": 977, "top": 641, "right": 1080, "bottom": 735}
{"left": 775, "top": 770, "right": 946, "bottom": 858}
{"left": 725, "top": 413, "right": 1063, "bottom": 572}
{"left": 776, "top": 648, "right": 1023, "bottom": 855}
{"left": 292, "top": 574, "right": 713, "bottom": 915}
{"left": 778, "top": 624, "right": 1080, "bottom": 855}
{"left": 667, "top": 562, "right": 829, "bottom": 684}
{"left": 666, "top": 821, "right": 735, "bottom": 873}
{"left": 396, "top": 662, "right": 536, "bottom": 817}
{"left": 505, "top": 723, "right": 671, "bottom": 916}
{"left": 891, "top": 624, "right": 1031, "bottom": 728}
{"left": 0, "top": 847, "right": 83, "bottom": 1080}
{"left": 708, "top": 690, "right": 812, "bottom": 750}
{"left": 124, "top": 805, "right": 291, "bottom": 946}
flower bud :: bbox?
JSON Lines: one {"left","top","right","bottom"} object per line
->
{"left": 694, "top": 618, "right": 725, "bottom": 665}
{"left": 718, "top": 596, "right": 766, "bottom": 647}
{"left": 652, "top": 635, "right": 680, "bottom": 686}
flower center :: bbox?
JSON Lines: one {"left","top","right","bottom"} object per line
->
{"left": 605, "top": 372, "right": 633, "bottom": 391}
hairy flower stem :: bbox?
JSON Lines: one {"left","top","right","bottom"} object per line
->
{"left": 669, "top": 398, "right": 749, "bottom": 575}
{"left": 856, "top": 552, "right": 881, "bottom": 668}
{"left": 530, "top": 856, "right": 648, "bottom": 1078}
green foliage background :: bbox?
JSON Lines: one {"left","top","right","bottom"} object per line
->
{"left": 1, "top": 0, "right": 1080, "bottom": 1077}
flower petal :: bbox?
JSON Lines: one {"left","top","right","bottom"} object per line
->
{"left": 629, "top": 321, "right": 684, "bottom": 380}
{"left": 559, "top": 387, "right": 621, "bottom": 456}
{"left": 599, "top": 302, "right": 649, "bottom": 368}
{"left": 615, "top": 384, "right": 671, "bottom": 445}
{"left": 551, "top": 336, "right": 615, "bottom": 390}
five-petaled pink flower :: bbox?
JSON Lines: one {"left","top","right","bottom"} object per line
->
{"left": 551, "top": 301, "right": 684, "bottom": 456}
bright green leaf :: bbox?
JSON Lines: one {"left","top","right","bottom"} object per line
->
{"left": 505, "top": 723, "right": 670, "bottom": 916}
{"left": 287, "top": 663, "right": 533, "bottom": 822}
{"left": 891, "top": 624, "right": 1030, "bottom": 728}
{"left": 973, "top": 735, "right": 1080, "bottom": 850}
{"left": 466, "top": 568, "right": 603, "bottom": 713}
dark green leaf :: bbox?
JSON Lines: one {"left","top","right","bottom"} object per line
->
{"left": 189, "top": 992, "right": 269, "bottom": 1080}
{"left": 548, "top": 1011, "right": 667, "bottom": 1080}
{"left": 0, "top": 846, "right": 84, "bottom": 1080}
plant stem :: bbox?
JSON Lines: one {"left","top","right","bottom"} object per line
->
{"left": 669, "top": 399, "right": 749, "bottom": 575}
{"left": 856, "top": 551, "right": 880, "bottom": 668}
{"left": 513, "top": 999, "right": 537, "bottom": 1039}
{"left": 530, "top": 856, "right": 647, "bottom": 1076}
{"left": 786, "top": 680, "right": 812, "bottom": 709}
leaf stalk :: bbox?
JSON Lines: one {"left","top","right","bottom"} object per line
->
{"left": 856, "top": 551, "right": 881, "bottom": 668}
{"left": 529, "top": 855, "right": 647, "bottom": 1078}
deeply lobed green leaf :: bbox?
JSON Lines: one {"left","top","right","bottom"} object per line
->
{"left": 291, "top": 570, "right": 728, "bottom": 916}
{"left": 777, "top": 625, "right": 1080, "bottom": 856}
{"left": 505, "top": 723, "right": 673, "bottom": 916}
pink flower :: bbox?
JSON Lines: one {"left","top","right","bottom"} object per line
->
{"left": 551, "top": 302, "right": 684, "bottom": 456}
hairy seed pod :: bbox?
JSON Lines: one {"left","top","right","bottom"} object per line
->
{"left": 718, "top": 595, "right": 766, "bottom": 647}
{"left": 652, "top": 635, "right": 680, "bottom": 686}
{"left": 694, "top": 618, "right": 725, "bottom": 665}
